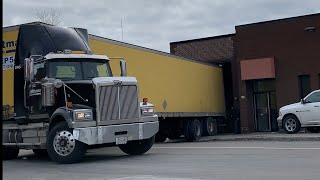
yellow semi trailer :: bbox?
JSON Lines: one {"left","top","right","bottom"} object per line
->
{"left": 3, "top": 22, "right": 225, "bottom": 143}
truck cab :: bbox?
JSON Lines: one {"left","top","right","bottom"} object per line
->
{"left": 3, "top": 24, "right": 159, "bottom": 164}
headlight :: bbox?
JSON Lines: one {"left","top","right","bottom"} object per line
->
{"left": 74, "top": 109, "right": 93, "bottom": 120}
{"left": 141, "top": 106, "right": 155, "bottom": 115}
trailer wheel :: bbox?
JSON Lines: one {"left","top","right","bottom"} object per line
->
{"left": 202, "top": 117, "right": 216, "bottom": 136}
{"left": 32, "top": 149, "right": 48, "bottom": 157}
{"left": 47, "top": 121, "right": 87, "bottom": 164}
{"left": 3, "top": 146, "right": 19, "bottom": 160}
{"left": 186, "top": 119, "right": 202, "bottom": 142}
{"left": 119, "top": 136, "right": 155, "bottom": 155}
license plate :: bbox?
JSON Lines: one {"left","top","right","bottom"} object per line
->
{"left": 116, "top": 137, "right": 128, "bottom": 145}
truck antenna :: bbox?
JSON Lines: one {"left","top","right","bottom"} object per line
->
{"left": 121, "top": 18, "right": 123, "bottom": 41}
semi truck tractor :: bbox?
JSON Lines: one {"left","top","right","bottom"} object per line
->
{"left": 2, "top": 24, "right": 159, "bottom": 163}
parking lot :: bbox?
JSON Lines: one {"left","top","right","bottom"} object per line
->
{"left": 4, "top": 140, "right": 320, "bottom": 180}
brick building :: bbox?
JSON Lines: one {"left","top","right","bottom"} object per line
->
{"left": 170, "top": 13, "right": 320, "bottom": 133}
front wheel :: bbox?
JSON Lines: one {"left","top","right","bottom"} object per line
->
{"left": 119, "top": 136, "right": 155, "bottom": 155}
{"left": 47, "top": 122, "right": 87, "bottom": 164}
{"left": 283, "top": 115, "right": 301, "bottom": 134}
{"left": 306, "top": 127, "right": 320, "bottom": 133}
{"left": 3, "top": 146, "right": 19, "bottom": 160}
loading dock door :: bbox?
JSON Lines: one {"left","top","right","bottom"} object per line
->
{"left": 254, "top": 93, "right": 271, "bottom": 132}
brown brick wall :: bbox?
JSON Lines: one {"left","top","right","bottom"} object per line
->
{"left": 234, "top": 14, "right": 320, "bottom": 132}
{"left": 170, "top": 35, "right": 235, "bottom": 64}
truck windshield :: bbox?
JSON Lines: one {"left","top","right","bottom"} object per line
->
{"left": 48, "top": 59, "right": 112, "bottom": 80}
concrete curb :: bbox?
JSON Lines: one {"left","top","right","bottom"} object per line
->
{"left": 196, "top": 136, "right": 320, "bottom": 142}
{"left": 164, "top": 133, "right": 320, "bottom": 143}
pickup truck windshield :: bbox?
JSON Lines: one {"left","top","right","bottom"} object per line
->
{"left": 48, "top": 59, "right": 112, "bottom": 80}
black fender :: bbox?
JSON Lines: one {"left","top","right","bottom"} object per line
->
{"left": 50, "top": 107, "right": 74, "bottom": 130}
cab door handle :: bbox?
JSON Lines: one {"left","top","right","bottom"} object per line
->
{"left": 315, "top": 106, "right": 319, "bottom": 107}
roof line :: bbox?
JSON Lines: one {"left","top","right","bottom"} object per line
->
{"left": 236, "top": 13, "right": 320, "bottom": 28}
{"left": 170, "top": 33, "right": 235, "bottom": 44}
{"left": 89, "top": 34, "right": 221, "bottom": 68}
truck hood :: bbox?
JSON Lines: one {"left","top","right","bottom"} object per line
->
{"left": 280, "top": 102, "right": 301, "bottom": 111}
{"left": 92, "top": 77, "right": 138, "bottom": 86}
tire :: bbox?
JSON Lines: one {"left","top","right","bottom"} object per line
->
{"left": 33, "top": 149, "right": 48, "bottom": 157}
{"left": 47, "top": 121, "right": 87, "bottom": 164}
{"left": 168, "top": 130, "right": 182, "bottom": 140}
{"left": 306, "top": 127, "right": 320, "bottom": 133}
{"left": 186, "top": 119, "right": 202, "bottom": 142}
{"left": 3, "top": 146, "right": 19, "bottom": 160}
{"left": 283, "top": 115, "right": 301, "bottom": 134}
{"left": 155, "top": 133, "right": 167, "bottom": 143}
{"left": 202, "top": 117, "right": 216, "bottom": 136}
{"left": 119, "top": 136, "right": 155, "bottom": 155}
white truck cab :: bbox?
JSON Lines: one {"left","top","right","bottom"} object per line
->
{"left": 277, "top": 89, "right": 320, "bottom": 133}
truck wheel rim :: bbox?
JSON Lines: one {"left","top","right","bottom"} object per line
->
{"left": 53, "top": 130, "right": 75, "bottom": 156}
{"left": 285, "top": 119, "right": 296, "bottom": 131}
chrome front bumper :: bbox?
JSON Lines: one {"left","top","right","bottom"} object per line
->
{"left": 72, "top": 116, "right": 159, "bottom": 145}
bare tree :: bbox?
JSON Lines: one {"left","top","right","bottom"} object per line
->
{"left": 34, "top": 8, "right": 62, "bottom": 26}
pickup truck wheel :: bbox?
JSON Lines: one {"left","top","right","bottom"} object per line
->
{"left": 283, "top": 115, "right": 301, "bottom": 134}
{"left": 306, "top": 127, "right": 320, "bottom": 133}
{"left": 186, "top": 119, "right": 202, "bottom": 142}
{"left": 47, "top": 122, "right": 87, "bottom": 164}
{"left": 119, "top": 136, "right": 155, "bottom": 155}
{"left": 32, "top": 149, "right": 48, "bottom": 157}
{"left": 3, "top": 146, "right": 19, "bottom": 160}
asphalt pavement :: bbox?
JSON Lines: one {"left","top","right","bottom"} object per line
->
{"left": 3, "top": 140, "right": 320, "bottom": 180}
{"left": 168, "top": 131, "right": 320, "bottom": 143}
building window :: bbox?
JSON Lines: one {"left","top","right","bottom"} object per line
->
{"left": 299, "top": 75, "right": 311, "bottom": 99}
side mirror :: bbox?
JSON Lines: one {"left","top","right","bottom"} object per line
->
{"left": 301, "top": 99, "right": 305, "bottom": 104}
{"left": 120, "top": 59, "right": 127, "bottom": 77}
{"left": 24, "top": 58, "right": 34, "bottom": 81}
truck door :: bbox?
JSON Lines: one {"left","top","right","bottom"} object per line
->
{"left": 28, "top": 61, "right": 46, "bottom": 114}
{"left": 300, "top": 91, "right": 320, "bottom": 124}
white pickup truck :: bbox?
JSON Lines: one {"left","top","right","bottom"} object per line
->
{"left": 277, "top": 89, "right": 320, "bottom": 134}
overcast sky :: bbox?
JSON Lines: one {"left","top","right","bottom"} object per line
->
{"left": 3, "top": 0, "right": 320, "bottom": 52}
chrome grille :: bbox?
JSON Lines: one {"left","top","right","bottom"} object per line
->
{"left": 99, "top": 85, "right": 139, "bottom": 121}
